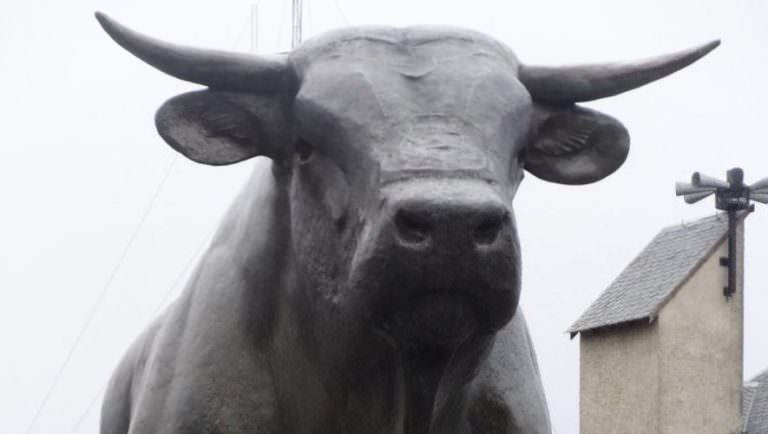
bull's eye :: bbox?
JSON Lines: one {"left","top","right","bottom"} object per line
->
{"left": 295, "top": 138, "right": 314, "bottom": 163}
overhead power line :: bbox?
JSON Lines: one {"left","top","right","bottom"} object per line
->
{"left": 23, "top": 157, "right": 178, "bottom": 434}
{"left": 66, "top": 229, "right": 212, "bottom": 434}
{"left": 335, "top": 0, "right": 351, "bottom": 25}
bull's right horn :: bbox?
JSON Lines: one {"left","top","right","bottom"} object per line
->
{"left": 95, "top": 12, "right": 294, "bottom": 93}
{"left": 520, "top": 40, "right": 720, "bottom": 103}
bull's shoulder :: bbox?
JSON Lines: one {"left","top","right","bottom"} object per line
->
{"left": 103, "top": 161, "right": 287, "bottom": 433}
{"left": 116, "top": 280, "right": 282, "bottom": 433}
{"left": 100, "top": 311, "right": 167, "bottom": 434}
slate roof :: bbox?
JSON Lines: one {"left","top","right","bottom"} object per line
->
{"left": 568, "top": 213, "right": 732, "bottom": 335}
{"left": 744, "top": 369, "right": 768, "bottom": 433}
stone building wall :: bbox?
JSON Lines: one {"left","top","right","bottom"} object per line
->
{"left": 657, "top": 224, "right": 743, "bottom": 434}
{"left": 580, "top": 323, "right": 659, "bottom": 434}
{"left": 578, "top": 221, "right": 744, "bottom": 434}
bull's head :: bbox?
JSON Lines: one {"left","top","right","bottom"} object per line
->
{"left": 96, "top": 13, "right": 716, "bottom": 357}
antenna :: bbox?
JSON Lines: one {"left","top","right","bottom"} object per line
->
{"left": 292, "top": 0, "right": 303, "bottom": 48}
{"left": 675, "top": 167, "right": 768, "bottom": 298}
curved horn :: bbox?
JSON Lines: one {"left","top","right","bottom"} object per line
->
{"left": 95, "top": 12, "right": 294, "bottom": 92}
{"left": 519, "top": 40, "right": 720, "bottom": 103}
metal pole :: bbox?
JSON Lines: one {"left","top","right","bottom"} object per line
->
{"left": 725, "top": 208, "right": 737, "bottom": 297}
{"left": 250, "top": 4, "right": 259, "bottom": 52}
{"left": 723, "top": 168, "right": 746, "bottom": 298}
{"left": 676, "top": 167, "right": 765, "bottom": 300}
{"left": 292, "top": 0, "right": 303, "bottom": 48}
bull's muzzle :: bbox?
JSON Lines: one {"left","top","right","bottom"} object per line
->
{"left": 350, "top": 180, "right": 520, "bottom": 348}
{"left": 386, "top": 181, "right": 511, "bottom": 253}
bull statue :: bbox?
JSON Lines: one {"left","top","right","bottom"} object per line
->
{"left": 95, "top": 12, "right": 717, "bottom": 434}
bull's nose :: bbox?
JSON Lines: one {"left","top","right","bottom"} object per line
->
{"left": 391, "top": 193, "right": 510, "bottom": 249}
{"left": 394, "top": 207, "right": 433, "bottom": 244}
{"left": 472, "top": 208, "right": 507, "bottom": 246}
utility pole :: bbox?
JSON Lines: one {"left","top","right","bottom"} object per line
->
{"left": 292, "top": 0, "right": 303, "bottom": 48}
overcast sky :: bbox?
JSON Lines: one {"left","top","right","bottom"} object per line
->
{"left": 2, "top": 0, "right": 767, "bottom": 433}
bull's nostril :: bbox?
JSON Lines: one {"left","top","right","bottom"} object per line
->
{"left": 473, "top": 213, "right": 506, "bottom": 246}
{"left": 394, "top": 209, "right": 431, "bottom": 244}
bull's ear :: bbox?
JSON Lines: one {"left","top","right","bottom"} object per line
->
{"left": 523, "top": 105, "right": 629, "bottom": 185}
{"left": 155, "top": 89, "right": 288, "bottom": 165}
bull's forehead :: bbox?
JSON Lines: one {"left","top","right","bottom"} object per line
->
{"left": 291, "top": 26, "right": 521, "bottom": 72}
{"left": 293, "top": 28, "right": 531, "bottom": 181}
{"left": 292, "top": 26, "right": 526, "bottom": 124}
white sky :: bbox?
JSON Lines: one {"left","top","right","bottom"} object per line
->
{"left": 2, "top": 0, "right": 767, "bottom": 433}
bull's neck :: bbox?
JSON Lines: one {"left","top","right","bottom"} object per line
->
{"left": 270, "top": 283, "right": 494, "bottom": 434}
{"left": 399, "top": 345, "right": 456, "bottom": 434}
{"left": 398, "top": 336, "right": 494, "bottom": 434}
{"left": 200, "top": 161, "right": 292, "bottom": 341}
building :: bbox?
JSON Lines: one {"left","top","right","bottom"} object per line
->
{"left": 569, "top": 214, "right": 745, "bottom": 434}
{"left": 744, "top": 368, "right": 768, "bottom": 433}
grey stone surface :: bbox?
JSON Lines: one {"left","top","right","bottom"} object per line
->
{"left": 745, "top": 369, "right": 768, "bottom": 433}
{"left": 95, "top": 12, "right": 718, "bottom": 434}
{"left": 568, "top": 214, "right": 731, "bottom": 335}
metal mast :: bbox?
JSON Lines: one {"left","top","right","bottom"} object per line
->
{"left": 292, "top": 0, "right": 303, "bottom": 48}
{"left": 250, "top": 3, "right": 259, "bottom": 52}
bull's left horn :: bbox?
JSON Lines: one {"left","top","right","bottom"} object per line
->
{"left": 519, "top": 40, "right": 720, "bottom": 103}
{"left": 95, "top": 12, "right": 293, "bottom": 92}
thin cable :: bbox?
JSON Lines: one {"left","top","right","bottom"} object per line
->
{"left": 23, "top": 157, "right": 178, "bottom": 434}
{"left": 232, "top": 14, "right": 251, "bottom": 51}
{"left": 334, "top": 0, "right": 351, "bottom": 26}
{"left": 65, "top": 385, "right": 105, "bottom": 434}
{"left": 65, "top": 232, "right": 211, "bottom": 434}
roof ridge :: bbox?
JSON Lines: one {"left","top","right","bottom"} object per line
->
{"left": 743, "top": 366, "right": 768, "bottom": 432}
{"left": 748, "top": 367, "right": 768, "bottom": 384}
{"left": 658, "top": 212, "right": 725, "bottom": 233}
